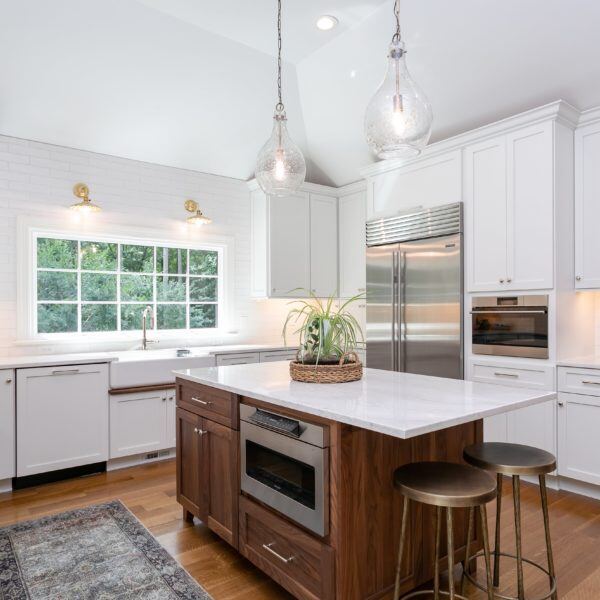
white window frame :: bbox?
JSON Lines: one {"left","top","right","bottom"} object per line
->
{"left": 17, "top": 216, "right": 235, "bottom": 344}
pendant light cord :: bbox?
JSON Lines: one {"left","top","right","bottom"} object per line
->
{"left": 392, "top": 0, "right": 401, "bottom": 43}
{"left": 276, "top": 0, "right": 284, "bottom": 113}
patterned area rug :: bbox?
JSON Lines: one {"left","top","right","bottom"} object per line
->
{"left": 0, "top": 500, "right": 212, "bottom": 599}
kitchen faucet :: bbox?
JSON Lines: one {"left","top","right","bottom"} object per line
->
{"left": 141, "top": 305, "right": 155, "bottom": 350}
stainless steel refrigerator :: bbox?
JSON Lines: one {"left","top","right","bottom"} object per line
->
{"left": 366, "top": 203, "right": 463, "bottom": 379}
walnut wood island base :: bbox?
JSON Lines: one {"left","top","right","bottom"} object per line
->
{"left": 174, "top": 364, "right": 555, "bottom": 600}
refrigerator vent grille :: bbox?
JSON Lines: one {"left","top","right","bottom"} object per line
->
{"left": 366, "top": 203, "right": 462, "bottom": 246}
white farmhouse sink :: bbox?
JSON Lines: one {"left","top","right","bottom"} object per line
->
{"left": 110, "top": 348, "right": 216, "bottom": 388}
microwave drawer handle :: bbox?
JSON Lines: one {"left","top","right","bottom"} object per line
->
{"left": 190, "top": 396, "right": 212, "bottom": 406}
{"left": 262, "top": 542, "right": 294, "bottom": 564}
{"left": 470, "top": 310, "right": 547, "bottom": 315}
{"left": 494, "top": 372, "right": 519, "bottom": 378}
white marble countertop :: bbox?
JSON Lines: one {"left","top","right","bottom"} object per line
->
{"left": 557, "top": 355, "right": 600, "bottom": 370}
{"left": 174, "top": 362, "right": 556, "bottom": 439}
{"left": 0, "top": 344, "right": 293, "bottom": 370}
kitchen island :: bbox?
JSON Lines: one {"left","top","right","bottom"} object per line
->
{"left": 173, "top": 362, "right": 555, "bottom": 600}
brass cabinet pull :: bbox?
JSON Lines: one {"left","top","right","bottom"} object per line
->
{"left": 262, "top": 542, "right": 294, "bottom": 564}
{"left": 557, "top": 401, "right": 564, "bottom": 407}
{"left": 582, "top": 380, "right": 600, "bottom": 386}
{"left": 494, "top": 372, "right": 519, "bottom": 378}
{"left": 5, "top": 378, "right": 11, "bottom": 384}
{"left": 193, "top": 427, "right": 206, "bottom": 435}
{"left": 191, "top": 396, "right": 212, "bottom": 406}
{"left": 51, "top": 369, "right": 80, "bottom": 375}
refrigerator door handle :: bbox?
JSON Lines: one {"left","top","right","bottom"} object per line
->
{"left": 392, "top": 251, "right": 399, "bottom": 372}
{"left": 400, "top": 251, "right": 407, "bottom": 373}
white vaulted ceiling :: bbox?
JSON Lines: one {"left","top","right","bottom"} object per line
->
{"left": 1, "top": 0, "right": 600, "bottom": 186}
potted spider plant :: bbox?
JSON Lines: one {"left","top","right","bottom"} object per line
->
{"left": 283, "top": 291, "right": 365, "bottom": 383}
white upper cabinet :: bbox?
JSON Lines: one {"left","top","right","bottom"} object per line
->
{"left": 506, "top": 123, "right": 554, "bottom": 290}
{"left": 575, "top": 120, "right": 600, "bottom": 288}
{"left": 0, "top": 370, "right": 15, "bottom": 481}
{"left": 466, "top": 121, "right": 554, "bottom": 292}
{"left": 269, "top": 191, "right": 311, "bottom": 297}
{"left": 368, "top": 150, "right": 462, "bottom": 219}
{"left": 251, "top": 186, "right": 338, "bottom": 299}
{"left": 339, "top": 190, "right": 367, "bottom": 298}
{"left": 465, "top": 136, "right": 508, "bottom": 290}
{"left": 310, "top": 194, "right": 338, "bottom": 298}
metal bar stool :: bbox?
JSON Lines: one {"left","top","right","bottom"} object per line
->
{"left": 463, "top": 442, "right": 557, "bottom": 600}
{"left": 393, "top": 461, "right": 497, "bottom": 600}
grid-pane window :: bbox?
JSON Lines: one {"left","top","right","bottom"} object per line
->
{"left": 35, "top": 236, "right": 220, "bottom": 334}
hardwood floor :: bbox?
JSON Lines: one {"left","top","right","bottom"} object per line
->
{"left": 0, "top": 460, "right": 599, "bottom": 599}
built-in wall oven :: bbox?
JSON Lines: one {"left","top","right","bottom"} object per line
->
{"left": 471, "top": 295, "right": 549, "bottom": 359}
{"left": 240, "top": 404, "right": 328, "bottom": 536}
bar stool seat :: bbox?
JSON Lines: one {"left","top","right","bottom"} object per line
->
{"left": 463, "top": 442, "right": 558, "bottom": 600}
{"left": 394, "top": 461, "right": 497, "bottom": 507}
{"left": 392, "top": 461, "right": 496, "bottom": 600}
{"left": 463, "top": 442, "right": 556, "bottom": 476}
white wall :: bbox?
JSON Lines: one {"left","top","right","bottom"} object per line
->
{"left": 0, "top": 134, "right": 295, "bottom": 357}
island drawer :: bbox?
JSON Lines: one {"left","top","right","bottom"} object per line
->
{"left": 558, "top": 367, "right": 600, "bottom": 396}
{"left": 176, "top": 379, "right": 238, "bottom": 428}
{"left": 239, "top": 496, "right": 334, "bottom": 600}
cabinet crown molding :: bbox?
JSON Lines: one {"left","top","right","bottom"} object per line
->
{"left": 360, "top": 99, "right": 580, "bottom": 179}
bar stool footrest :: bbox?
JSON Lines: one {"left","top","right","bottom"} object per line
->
{"left": 463, "top": 550, "right": 557, "bottom": 600}
{"left": 399, "top": 591, "right": 469, "bottom": 600}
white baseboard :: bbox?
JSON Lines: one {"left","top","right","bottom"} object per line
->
{"left": 556, "top": 476, "right": 600, "bottom": 501}
{"left": 0, "top": 478, "right": 12, "bottom": 494}
{"left": 107, "top": 448, "right": 175, "bottom": 472}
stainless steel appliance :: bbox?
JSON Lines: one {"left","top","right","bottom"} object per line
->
{"left": 240, "top": 404, "right": 328, "bottom": 536}
{"left": 471, "top": 295, "right": 549, "bottom": 359}
{"left": 366, "top": 203, "right": 463, "bottom": 379}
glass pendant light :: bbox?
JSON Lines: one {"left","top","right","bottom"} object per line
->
{"left": 365, "top": 0, "right": 433, "bottom": 159}
{"left": 255, "top": 0, "right": 306, "bottom": 197}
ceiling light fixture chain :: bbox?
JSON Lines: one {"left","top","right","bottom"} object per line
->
{"left": 276, "top": 0, "right": 284, "bottom": 113}
{"left": 392, "top": 0, "right": 401, "bottom": 44}
{"left": 255, "top": 0, "right": 306, "bottom": 196}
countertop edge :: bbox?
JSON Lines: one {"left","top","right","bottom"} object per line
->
{"left": 173, "top": 369, "right": 557, "bottom": 440}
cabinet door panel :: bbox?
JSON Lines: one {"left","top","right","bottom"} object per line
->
{"left": 507, "top": 400, "right": 556, "bottom": 459}
{"left": 575, "top": 122, "right": 600, "bottom": 288}
{"left": 339, "top": 191, "right": 366, "bottom": 298}
{"left": 204, "top": 418, "right": 239, "bottom": 548}
{"left": 17, "top": 364, "right": 109, "bottom": 477}
{"left": 465, "top": 137, "right": 508, "bottom": 291}
{"left": 109, "top": 391, "right": 166, "bottom": 458}
{"left": 483, "top": 414, "right": 508, "bottom": 443}
{"left": 558, "top": 392, "right": 600, "bottom": 484}
{"left": 176, "top": 408, "right": 205, "bottom": 520}
{"left": 506, "top": 123, "right": 554, "bottom": 290}
{"left": 269, "top": 192, "right": 310, "bottom": 297}
{"left": 370, "top": 151, "right": 462, "bottom": 217}
{"left": 0, "top": 370, "right": 15, "bottom": 480}
{"left": 310, "top": 194, "right": 338, "bottom": 298}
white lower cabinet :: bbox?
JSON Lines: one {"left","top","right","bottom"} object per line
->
{"left": 557, "top": 392, "right": 600, "bottom": 485}
{"left": 469, "top": 359, "right": 556, "bottom": 456}
{"left": 216, "top": 352, "right": 261, "bottom": 366}
{"left": 558, "top": 366, "right": 600, "bottom": 485}
{"left": 110, "top": 389, "right": 175, "bottom": 459}
{"left": 0, "top": 369, "right": 15, "bottom": 480}
{"left": 259, "top": 349, "right": 298, "bottom": 362}
{"left": 17, "top": 363, "right": 109, "bottom": 477}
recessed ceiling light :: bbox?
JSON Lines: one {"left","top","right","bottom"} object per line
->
{"left": 316, "top": 15, "right": 338, "bottom": 31}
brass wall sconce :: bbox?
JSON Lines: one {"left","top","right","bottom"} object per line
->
{"left": 185, "top": 200, "right": 212, "bottom": 226}
{"left": 70, "top": 183, "right": 101, "bottom": 213}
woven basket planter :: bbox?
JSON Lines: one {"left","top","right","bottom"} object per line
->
{"left": 289, "top": 351, "right": 363, "bottom": 384}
